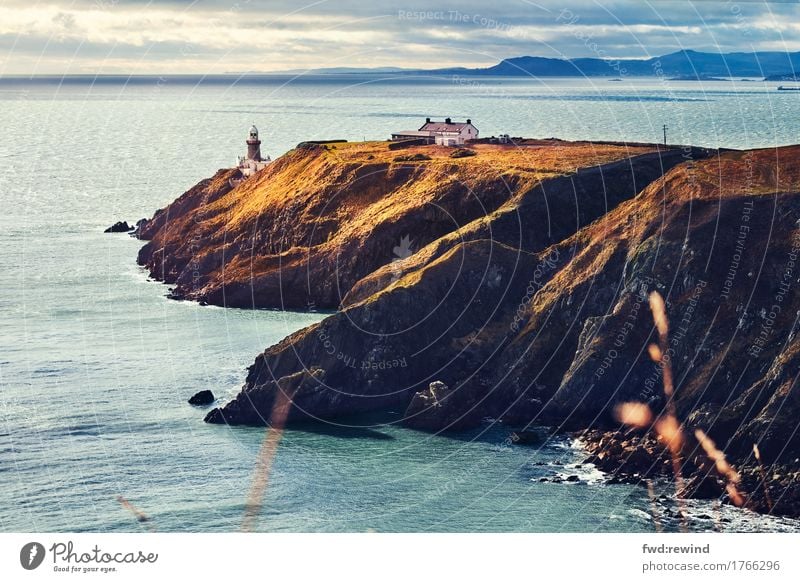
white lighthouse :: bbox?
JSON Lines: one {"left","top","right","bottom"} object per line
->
{"left": 238, "top": 124, "right": 271, "bottom": 177}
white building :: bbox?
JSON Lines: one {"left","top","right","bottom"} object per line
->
{"left": 237, "top": 125, "right": 271, "bottom": 177}
{"left": 391, "top": 118, "right": 479, "bottom": 146}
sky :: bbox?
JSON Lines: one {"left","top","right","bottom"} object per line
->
{"left": 1, "top": 0, "right": 799, "bottom": 75}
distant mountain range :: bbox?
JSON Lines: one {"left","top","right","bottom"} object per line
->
{"left": 289, "top": 50, "right": 800, "bottom": 80}
{"left": 465, "top": 50, "right": 800, "bottom": 78}
{"left": 5, "top": 50, "right": 798, "bottom": 83}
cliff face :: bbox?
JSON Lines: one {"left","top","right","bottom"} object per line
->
{"left": 198, "top": 143, "right": 800, "bottom": 474}
{"left": 204, "top": 239, "right": 542, "bottom": 425}
{"left": 491, "top": 146, "right": 800, "bottom": 467}
{"left": 138, "top": 140, "right": 675, "bottom": 309}
{"left": 185, "top": 141, "right": 705, "bottom": 422}
{"left": 136, "top": 137, "right": 800, "bottom": 513}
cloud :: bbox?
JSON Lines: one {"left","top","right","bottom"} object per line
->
{"left": 0, "top": 0, "right": 798, "bottom": 74}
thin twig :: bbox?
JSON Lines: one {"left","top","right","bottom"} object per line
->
{"left": 649, "top": 291, "right": 688, "bottom": 532}
{"left": 116, "top": 496, "right": 155, "bottom": 532}
{"left": 695, "top": 429, "right": 745, "bottom": 507}
{"left": 241, "top": 387, "right": 296, "bottom": 532}
{"left": 753, "top": 444, "right": 774, "bottom": 512}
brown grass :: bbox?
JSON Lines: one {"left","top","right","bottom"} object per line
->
{"left": 615, "top": 291, "right": 760, "bottom": 530}
{"left": 215, "top": 141, "right": 657, "bottom": 234}
{"left": 695, "top": 429, "right": 745, "bottom": 507}
{"left": 648, "top": 291, "right": 687, "bottom": 530}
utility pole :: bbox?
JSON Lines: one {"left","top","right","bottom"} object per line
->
{"left": 663, "top": 124, "right": 668, "bottom": 146}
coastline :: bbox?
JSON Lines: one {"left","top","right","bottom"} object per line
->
{"left": 580, "top": 429, "right": 800, "bottom": 518}
{"left": 130, "top": 138, "right": 800, "bottom": 521}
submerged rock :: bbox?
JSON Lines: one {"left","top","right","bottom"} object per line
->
{"left": 509, "top": 430, "right": 545, "bottom": 446}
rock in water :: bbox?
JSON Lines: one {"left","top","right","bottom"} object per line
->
{"left": 188, "top": 390, "right": 215, "bottom": 406}
{"left": 104, "top": 220, "right": 132, "bottom": 233}
{"left": 510, "top": 430, "right": 544, "bottom": 446}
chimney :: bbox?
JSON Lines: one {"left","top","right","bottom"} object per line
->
{"left": 425, "top": 117, "right": 431, "bottom": 123}
{"left": 445, "top": 117, "right": 452, "bottom": 124}
{"left": 466, "top": 119, "right": 471, "bottom": 124}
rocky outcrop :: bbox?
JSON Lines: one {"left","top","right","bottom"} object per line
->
{"left": 527, "top": 147, "right": 800, "bottom": 467}
{"left": 143, "top": 139, "right": 800, "bottom": 514}
{"left": 188, "top": 390, "right": 215, "bottom": 406}
{"left": 137, "top": 140, "right": 690, "bottom": 309}
{"left": 105, "top": 220, "right": 132, "bottom": 233}
{"left": 205, "top": 238, "right": 541, "bottom": 424}
{"left": 580, "top": 427, "right": 800, "bottom": 515}
{"left": 131, "top": 218, "right": 149, "bottom": 237}
{"left": 199, "top": 142, "right": 712, "bottom": 425}
{"left": 342, "top": 147, "right": 708, "bottom": 307}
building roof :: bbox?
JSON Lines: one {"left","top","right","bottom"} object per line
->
{"left": 419, "top": 119, "right": 476, "bottom": 132}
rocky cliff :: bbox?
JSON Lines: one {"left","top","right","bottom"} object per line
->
{"left": 177, "top": 140, "right": 714, "bottom": 430}
{"left": 138, "top": 140, "right": 678, "bottom": 309}
{"left": 141, "top": 139, "right": 800, "bottom": 514}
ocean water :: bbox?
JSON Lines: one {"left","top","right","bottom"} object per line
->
{"left": 1, "top": 75, "right": 799, "bottom": 532}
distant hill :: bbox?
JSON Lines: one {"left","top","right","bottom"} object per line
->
{"left": 460, "top": 50, "right": 800, "bottom": 78}
{"left": 764, "top": 73, "right": 800, "bottom": 82}
{"left": 270, "top": 50, "right": 800, "bottom": 79}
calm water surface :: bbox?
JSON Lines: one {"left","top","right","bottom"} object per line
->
{"left": 1, "top": 76, "right": 798, "bottom": 532}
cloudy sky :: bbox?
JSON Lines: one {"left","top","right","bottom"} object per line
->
{"left": 1, "top": 0, "right": 799, "bottom": 74}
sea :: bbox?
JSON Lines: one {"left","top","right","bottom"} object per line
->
{"left": 1, "top": 74, "right": 799, "bottom": 532}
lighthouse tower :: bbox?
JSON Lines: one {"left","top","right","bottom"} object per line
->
{"left": 246, "top": 125, "right": 263, "bottom": 161}
{"left": 238, "top": 124, "right": 271, "bottom": 177}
